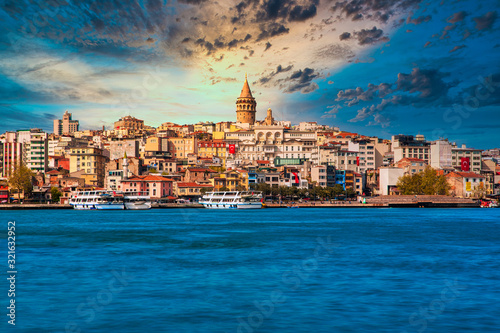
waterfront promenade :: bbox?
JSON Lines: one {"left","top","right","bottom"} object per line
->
{"left": 0, "top": 196, "right": 481, "bottom": 209}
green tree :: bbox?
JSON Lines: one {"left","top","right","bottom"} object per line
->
{"left": 51, "top": 187, "right": 63, "bottom": 203}
{"left": 332, "top": 184, "right": 345, "bottom": 198}
{"left": 8, "top": 162, "right": 34, "bottom": 201}
{"left": 397, "top": 166, "right": 450, "bottom": 195}
{"left": 219, "top": 186, "right": 230, "bottom": 191}
{"left": 345, "top": 187, "right": 356, "bottom": 198}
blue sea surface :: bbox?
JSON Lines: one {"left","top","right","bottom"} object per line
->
{"left": 1, "top": 208, "right": 499, "bottom": 332}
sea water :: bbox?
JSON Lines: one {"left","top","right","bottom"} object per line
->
{"left": 1, "top": 208, "right": 499, "bottom": 332}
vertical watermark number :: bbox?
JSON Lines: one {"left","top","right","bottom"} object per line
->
{"left": 7, "top": 221, "right": 16, "bottom": 326}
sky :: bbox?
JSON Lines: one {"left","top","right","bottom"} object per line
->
{"left": 0, "top": 0, "right": 499, "bottom": 149}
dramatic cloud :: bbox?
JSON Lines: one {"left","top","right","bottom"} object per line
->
{"left": 353, "top": 27, "right": 389, "bottom": 45}
{"left": 254, "top": 0, "right": 319, "bottom": 23}
{"left": 473, "top": 11, "right": 497, "bottom": 30}
{"left": 396, "top": 68, "right": 450, "bottom": 100}
{"left": 257, "top": 64, "right": 294, "bottom": 85}
{"left": 256, "top": 23, "right": 290, "bottom": 41}
{"left": 339, "top": 32, "right": 351, "bottom": 40}
{"left": 336, "top": 83, "right": 393, "bottom": 106}
{"left": 284, "top": 68, "right": 319, "bottom": 93}
{"left": 338, "top": 68, "right": 454, "bottom": 127}
{"left": 331, "top": 0, "right": 423, "bottom": 24}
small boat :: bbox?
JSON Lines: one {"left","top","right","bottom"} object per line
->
{"left": 480, "top": 200, "right": 499, "bottom": 208}
{"left": 200, "top": 191, "right": 263, "bottom": 209}
{"left": 123, "top": 193, "right": 152, "bottom": 210}
{"left": 287, "top": 205, "right": 299, "bottom": 208}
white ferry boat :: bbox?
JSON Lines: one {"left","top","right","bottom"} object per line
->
{"left": 69, "top": 190, "right": 151, "bottom": 210}
{"left": 123, "top": 193, "right": 152, "bottom": 210}
{"left": 200, "top": 191, "right": 263, "bottom": 209}
{"left": 70, "top": 190, "right": 124, "bottom": 210}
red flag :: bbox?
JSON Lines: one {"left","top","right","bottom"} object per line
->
{"left": 356, "top": 156, "right": 360, "bottom": 166}
{"left": 229, "top": 144, "right": 236, "bottom": 154}
{"left": 292, "top": 172, "right": 299, "bottom": 184}
{"left": 461, "top": 157, "right": 470, "bottom": 171}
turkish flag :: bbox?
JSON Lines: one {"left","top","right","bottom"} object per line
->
{"left": 229, "top": 144, "right": 236, "bottom": 154}
{"left": 461, "top": 157, "right": 470, "bottom": 171}
{"left": 292, "top": 172, "right": 299, "bottom": 184}
{"left": 356, "top": 156, "right": 360, "bottom": 166}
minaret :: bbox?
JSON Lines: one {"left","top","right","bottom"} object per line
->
{"left": 236, "top": 73, "right": 257, "bottom": 125}
{"left": 265, "top": 108, "right": 275, "bottom": 125}
{"left": 123, "top": 152, "right": 129, "bottom": 180}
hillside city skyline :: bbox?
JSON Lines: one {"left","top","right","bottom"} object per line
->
{"left": 0, "top": 0, "right": 499, "bottom": 149}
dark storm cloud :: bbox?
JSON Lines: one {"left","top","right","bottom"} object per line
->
{"left": 257, "top": 64, "right": 293, "bottom": 84}
{"left": 447, "top": 11, "right": 467, "bottom": 24}
{"left": 473, "top": 11, "right": 497, "bottom": 31}
{"left": 396, "top": 68, "right": 450, "bottom": 100}
{"left": 339, "top": 32, "right": 351, "bottom": 40}
{"left": 336, "top": 83, "right": 393, "bottom": 106}
{"left": 353, "top": 27, "right": 389, "bottom": 45}
{"left": 284, "top": 68, "right": 319, "bottom": 93}
{"left": 254, "top": 0, "right": 319, "bottom": 23}
{"left": 338, "top": 68, "right": 455, "bottom": 126}
{"left": 457, "top": 72, "right": 500, "bottom": 107}
{"left": 256, "top": 23, "right": 290, "bottom": 41}
{"left": 331, "top": 0, "right": 423, "bottom": 23}
{"left": 289, "top": 3, "right": 318, "bottom": 22}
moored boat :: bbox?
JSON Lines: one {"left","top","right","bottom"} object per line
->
{"left": 200, "top": 191, "right": 263, "bottom": 209}
{"left": 69, "top": 190, "right": 125, "bottom": 210}
{"left": 123, "top": 193, "right": 152, "bottom": 210}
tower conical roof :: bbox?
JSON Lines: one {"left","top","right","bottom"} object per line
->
{"left": 239, "top": 74, "right": 253, "bottom": 99}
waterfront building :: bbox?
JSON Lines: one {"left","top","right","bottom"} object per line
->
{"left": 379, "top": 167, "right": 405, "bottom": 195}
{"left": 348, "top": 137, "right": 390, "bottom": 172}
{"left": 211, "top": 169, "right": 248, "bottom": 191}
{"left": 430, "top": 139, "right": 453, "bottom": 170}
{"left": 392, "top": 134, "right": 430, "bottom": 164}
{"left": 445, "top": 171, "right": 485, "bottom": 198}
{"left": 183, "top": 167, "right": 217, "bottom": 183}
{"left": 395, "top": 158, "right": 428, "bottom": 175}
{"left": 451, "top": 144, "right": 482, "bottom": 173}
{"left": 69, "top": 147, "right": 107, "bottom": 187}
{"left": 173, "top": 182, "right": 213, "bottom": 198}
{"left": 53, "top": 110, "right": 79, "bottom": 135}
{"left": 121, "top": 175, "right": 173, "bottom": 199}
{"left": 17, "top": 129, "right": 49, "bottom": 174}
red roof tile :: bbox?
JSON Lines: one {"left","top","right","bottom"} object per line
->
{"left": 446, "top": 171, "right": 484, "bottom": 178}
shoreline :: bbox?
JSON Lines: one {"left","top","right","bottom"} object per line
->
{"left": 0, "top": 202, "right": 482, "bottom": 210}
